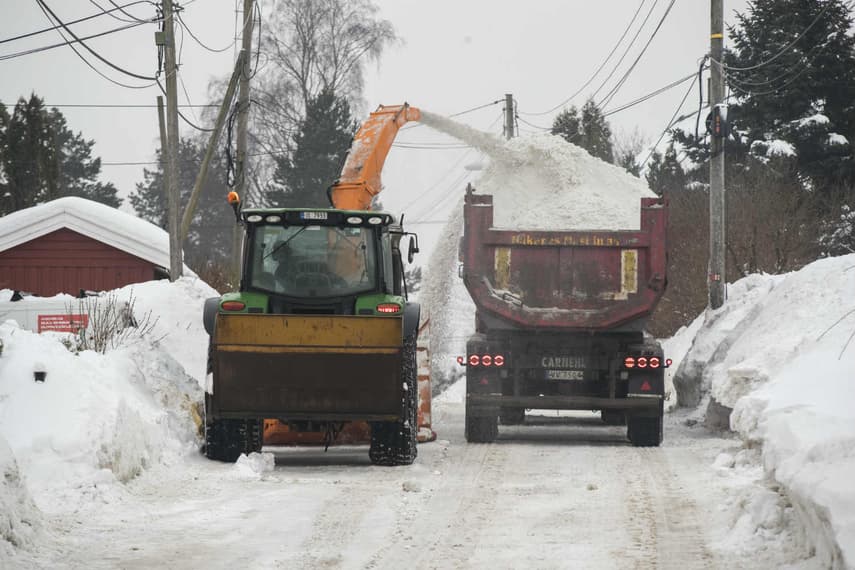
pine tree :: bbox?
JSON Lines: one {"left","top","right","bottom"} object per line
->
{"left": 725, "top": 0, "right": 855, "bottom": 188}
{"left": 645, "top": 142, "right": 687, "bottom": 196}
{"left": 268, "top": 89, "right": 357, "bottom": 207}
{"left": 551, "top": 99, "right": 614, "bottom": 163}
{"left": 0, "top": 94, "right": 120, "bottom": 215}
{"left": 130, "top": 137, "right": 234, "bottom": 266}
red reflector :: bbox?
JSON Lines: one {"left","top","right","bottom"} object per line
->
{"left": 624, "top": 356, "right": 635, "bottom": 369}
{"left": 469, "top": 354, "right": 480, "bottom": 366}
{"left": 641, "top": 380, "right": 652, "bottom": 391}
{"left": 221, "top": 301, "right": 246, "bottom": 311}
{"left": 649, "top": 357, "right": 660, "bottom": 368}
{"left": 376, "top": 303, "right": 401, "bottom": 314}
{"left": 494, "top": 355, "right": 505, "bottom": 367}
{"left": 665, "top": 358, "right": 673, "bottom": 368}
{"left": 482, "top": 355, "right": 492, "bottom": 366}
{"left": 637, "top": 357, "right": 648, "bottom": 368}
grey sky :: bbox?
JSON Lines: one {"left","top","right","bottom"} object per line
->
{"left": 1, "top": 0, "right": 748, "bottom": 224}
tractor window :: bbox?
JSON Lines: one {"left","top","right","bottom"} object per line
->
{"left": 250, "top": 225, "right": 378, "bottom": 297}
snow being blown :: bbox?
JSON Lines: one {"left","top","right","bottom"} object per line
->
{"left": 420, "top": 111, "right": 656, "bottom": 230}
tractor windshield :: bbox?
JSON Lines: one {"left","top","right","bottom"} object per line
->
{"left": 250, "top": 224, "right": 378, "bottom": 297}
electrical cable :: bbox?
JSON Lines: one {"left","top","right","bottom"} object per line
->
{"left": 105, "top": 0, "right": 152, "bottom": 23}
{"left": 598, "top": 0, "right": 677, "bottom": 110}
{"left": 175, "top": 4, "right": 245, "bottom": 53}
{"left": 36, "top": 0, "right": 159, "bottom": 81}
{"left": 0, "top": 1, "right": 154, "bottom": 45}
{"left": 640, "top": 74, "right": 698, "bottom": 167}
{"left": 0, "top": 20, "right": 151, "bottom": 61}
{"left": 33, "top": 0, "right": 157, "bottom": 89}
{"left": 156, "top": 78, "right": 215, "bottom": 131}
{"left": 588, "top": 0, "right": 662, "bottom": 104}
{"left": 519, "top": 0, "right": 650, "bottom": 116}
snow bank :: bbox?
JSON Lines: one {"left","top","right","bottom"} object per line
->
{"left": 673, "top": 254, "right": 855, "bottom": 567}
{"left": 0, "top": 278, "right": 210, "bottom": 542}
{"left": 0, "top": 435, "right": 42, "bottom": 562}
{"left": 420, "top": 112, "right": 655, "bottom": 231}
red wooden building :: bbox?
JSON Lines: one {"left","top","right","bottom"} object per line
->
{"left": 0, "top": 197, "right": 179, "bottom": 296}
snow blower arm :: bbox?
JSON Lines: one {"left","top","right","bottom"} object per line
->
{"left": 330, "top": 103, "right": 421, "bottom": 210}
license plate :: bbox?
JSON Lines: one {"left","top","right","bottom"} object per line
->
{"left": 300, "top": 211, "right": 328, "bottom": 220}
{"left": 546, "top": 369, "right": 584, "bottom": 381}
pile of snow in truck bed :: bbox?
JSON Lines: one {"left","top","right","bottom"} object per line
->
{"left": 420, "top": 111, "right": 656, "bottom": 230}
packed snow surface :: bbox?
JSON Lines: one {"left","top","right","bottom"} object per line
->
{"left": 420, "top": 111, "right": 656, "bottom": 231}
{"left": 675, "top": 254, "right": 855, "bottom": 567}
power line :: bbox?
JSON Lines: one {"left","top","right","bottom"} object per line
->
{"left": 640, "top": 74, "right": 698, "bottom": 167}
{"left": 35, "top": 0, "right": 159, "bottom": 81}
{"left": 0, "top": 20, "right": 151, "bottom": 61}
{"left": 598, "top": 0, "right": 677, "bottom": 110}
{"left": 156, "top": 78, "right": 215, "bottom": 132}
{"left": 519, "top": 0, "right": 650, "bottom": 116}
{"left": 0, "top": 102, "right": 217, "bottom": 108}
{"left": 0, "top": 0, "right": 154, "bottom": 45}
{"left": 33, "top": 1, "right": 157, "bottom": 89}
{"left": 603, "top": 70, "right": 698, "bottom": 116}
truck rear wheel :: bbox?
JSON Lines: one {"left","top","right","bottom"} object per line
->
{"left": 627, "top": 403, "right": 663, "bottom": 447}
{"left": 205, "top": 419, "right": 263, "bottom": 462}
{"left": 369, "top": 335, "right": 418, "bottom": 466}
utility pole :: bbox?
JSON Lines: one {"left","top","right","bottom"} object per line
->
{"left": 504, "top": 93, "right": 515, "bottom": 140}
{"left": 160, "top": 0, "right": 182, "bottom": 280}
{"left": 709, "top": 0, "right": 726, "bottom": 308}
{"left": 232, "top": 0, "right": 254, "bottom": 277}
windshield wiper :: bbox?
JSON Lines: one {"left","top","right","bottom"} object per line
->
{"left": 263, "top": 226, "right": 308, "bottom": 260}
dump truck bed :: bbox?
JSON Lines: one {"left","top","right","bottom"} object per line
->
{"left": 461, "top": 193, "right": 667, "bottom": 331}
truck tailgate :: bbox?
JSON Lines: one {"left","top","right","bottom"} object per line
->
{"left": 212, "top": 314, "right": 403, "bottom": 420}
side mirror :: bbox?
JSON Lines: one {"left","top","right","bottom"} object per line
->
{"left": 407, "top": 234, "right": 420, "bottom": 263}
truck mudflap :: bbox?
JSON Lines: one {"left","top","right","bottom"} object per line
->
{"left": 211, "top": 314, "right": 403, "bottom": 420}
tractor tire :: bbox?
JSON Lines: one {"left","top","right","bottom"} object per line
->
{"left": 601, "top": 410, "right": 625, "bottom": 426}
{"left": 627, "top": 402, "right": 664, "bottom": 447}
{"left": 499, "top": 407, "right": 525, "bottom": 425}
{"left": 369, "top": 335, "right": 418, "bottom": 466}
{"left": 205, "top": 419, "right": 263, "bottom": 462}
{"left": 465, "top": 411, "right": 498, "bottom": 443}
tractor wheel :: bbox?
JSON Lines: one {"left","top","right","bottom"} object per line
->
{"left": 499, "top": 407, "right": 525, "bottom": 425}
{"left": 369, "top": 335, "right": 418, "bottom": 466}
{"left": 205, "top": 419, "right": 263, "bottom": 462}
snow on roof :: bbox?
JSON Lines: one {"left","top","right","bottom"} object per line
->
{"left": 0, "top": 197, "right": 188, "bottom": 272}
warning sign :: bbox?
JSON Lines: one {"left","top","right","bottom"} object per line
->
{"left": 37, "top": 314, "right": 89, "bottom": 333}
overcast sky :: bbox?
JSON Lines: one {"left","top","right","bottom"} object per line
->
{"left": 2, "top": 0, "right": 750, "bottom": 235}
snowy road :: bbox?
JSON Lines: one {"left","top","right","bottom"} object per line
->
{"left": 26, "top": 400, "right": 813, "bottom": 569}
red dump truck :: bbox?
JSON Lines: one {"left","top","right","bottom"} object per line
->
{"left": 459, "top": 184, "right": 669, "bottom": 446}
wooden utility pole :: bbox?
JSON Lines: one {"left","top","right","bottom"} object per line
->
{"left": 161, "top": 0, "right": 182, "bottom": 280}
{"left": 709, "top": 0, "right": 726, "bottom": 308}
{"left": 232, "top": 0, "right": 254, "bottom": 277}
{"left": 504, "top": 93, "right": 515, "bottom": 140}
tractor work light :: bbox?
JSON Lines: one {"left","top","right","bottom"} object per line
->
{"left": 265, "top": 215, "right": 282, "bottom": 223}
{"left": 347, "top": 216, "right": 362, "bottom": 225}
{"left": 246, "top": 214, "right": 263, "bottom": 223}
{"left": 367, "top": 216, "right": 383, "bottom": 225}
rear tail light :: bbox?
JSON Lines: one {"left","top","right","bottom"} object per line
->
{"left": 463, "top": 354, "right": 506, "bottom": 367}
{"left": 624, "top": 356, "right": 635, "bottom": 369}
{"left": 649, "top": 357, "right": 660, "bottom": 368}
{"left": 221, "top": 301, "right": 246, "bottom": 311}
{"left": 376, "top": 303, "right": 401, "bottom": 314}
{"left": 637, "top": 357, "right": 648, "bottom": 368}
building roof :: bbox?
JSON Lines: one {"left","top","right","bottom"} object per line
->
{"left": 0, "top": 197, "right": 188, "bottom": 272}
